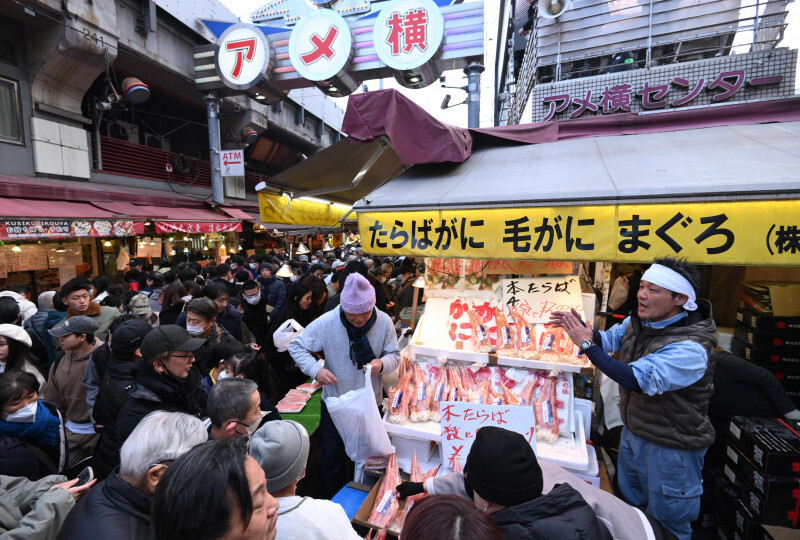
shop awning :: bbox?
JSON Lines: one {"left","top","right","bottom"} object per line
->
{"left": 258, "top": 89, "right": 474, "bottom": 207}
{"left": 347, "top": 94, "right": 800, "bottom": 266}
{"left": 0, "top": 198, "right": 145, "bottom": 240}
{"left": 220, "top": 206, "right": 255, "bottom": 221}
{"left": 89, "top": 202, "right": 243, "bottom": 233}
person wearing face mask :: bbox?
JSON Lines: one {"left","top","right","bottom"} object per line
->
{"left": 56, "top": 411, "right": 207, "bottom": 540}
{"left": 201, "top": 333, "right": 244, "bottom": 396}
{"left": 250, "top": 420, "right": 361, "bottom": 540}
{"left": 178, "top": 298, "right": 234, "bottom": 376}
{"left": 206, "top": 378, "right": 268, "bottom": 440}
{"left": 239, "top": 280, "right": 271, "bottom": 349}
{"left": 175, "top": 283, "right": 243, "bottom": 344}
{"left": 0, "top": 371, "right": 66, "bottom": 480}
{"left": 113, "top": 326, "right": 207, "bottom": 450}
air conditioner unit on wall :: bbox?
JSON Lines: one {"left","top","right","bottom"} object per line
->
{"left": 145, "top": 133, "right": 170, "bottom": 151}
{"left": 103, "top": 121, "right": 140, "bottom": 143}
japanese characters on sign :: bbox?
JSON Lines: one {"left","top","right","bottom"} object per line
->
{"left": 288, "top": 10, "right": 354, "bottom": 85}
{"left": 154, "top": 222, "right": 243, "bottom": 234}
{"left": 440, "top": 401, "right": 536, "bottom": 471}
{"left": 0, "top": 220, "right": 141, "bottom": 240}
{"left": 502, "top": 277, "right": 582, "bottom": 323}
{"left": 540, "top": 70, "right": 784, "bottom": 122}
{"left": 357, "top": 200, "right": 800, "bottom": 266}
{"left": 221, "top": 150, "right": 245, "bottom": 177}
{"left": 215, "top": 23, "right": 275, "bottom": 90}
{"left": 373, "top": 0, "right": 445, "bottom": 73}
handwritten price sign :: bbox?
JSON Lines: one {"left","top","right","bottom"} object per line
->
{"left": 440, "top": 402, "right": 536, "bottom": 471}
{"left": 502, "top": 276, "right": 582, "bottom": 323}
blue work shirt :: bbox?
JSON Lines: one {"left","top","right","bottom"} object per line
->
{"left": 599, "top": 312, "right": 708, "bottom": 396}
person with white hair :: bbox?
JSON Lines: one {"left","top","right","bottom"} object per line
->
{"left": 55, "top": 411, "right": 207, "bottom": 539}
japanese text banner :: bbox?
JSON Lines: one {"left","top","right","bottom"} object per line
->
{"left": 259, "top": 192, "right": 352, "bottom": 227}
{"left": 154, "top": 222, "right": 242, "bottom": 234}
{"left": 357, "top": 200, "right": 800, "bottom": 266}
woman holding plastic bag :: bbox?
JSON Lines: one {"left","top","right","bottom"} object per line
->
{"left": 289, "top": 273, "right": 399, "bottom": 499}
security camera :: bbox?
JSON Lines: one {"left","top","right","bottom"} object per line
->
{"left": 441, "top": 94, "right": 451, "bottom": 110}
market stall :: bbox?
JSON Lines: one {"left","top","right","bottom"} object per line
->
{"left": 336, "top": 90, "right": 800, "bottom": 534}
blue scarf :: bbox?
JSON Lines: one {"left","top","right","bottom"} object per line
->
{"left": 0, "top": 400, "right": 61, "bottom": 447}
{"left": 339, "top": 307, "right": 378, "bottom": 370}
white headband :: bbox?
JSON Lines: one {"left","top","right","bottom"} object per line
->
{"left": 641, "top": 264, "right": 697, "bottom": 311}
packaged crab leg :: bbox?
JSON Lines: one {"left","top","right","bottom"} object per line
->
{"left": 468, "top": 380, "right": 490, "bottom": 404}
{"left": 501, "top": 382, "right": 522, "bottom": 405}
{"left": 387, "top": 372, "right": 412, "bottom": 425}
{"left": 368, "top": 453, "right": 399, "bottom": 529}
{"left": 494, "top": 307, "right": 515, "bottom": 351}
{"left": 429, "top": 363, "right": 448, "bottom": 422}
{"left": 468, "top": 303, "right": 492, "bottom": 352}
{"left": 510, "top": 308, "right": 537, "bottom": 359}
{"left": 447, "top": 365, "right": 468, "bottom": 401}
{"left": 538, "top": 325, "right": 565, "bottom": 363}
{"left": 534, "top": 375, "right": 560, "bottom": 443}
{"left": 459, "top": 364, "right": 479, "bottom": 392}
{"left": 410, "top": 363, "right": 432, "bottom": 422}
{"left": 519, "top": 373, "right": 537, "bottom": 406}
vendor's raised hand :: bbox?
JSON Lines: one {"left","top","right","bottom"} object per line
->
{"left": 315, "top": 368, "right": 338, "bottom": 385}
{"left": 561, "top": 311, "right": 593, "bottom": 346}
{"left": 549, "top": 308, "right": 584, "bottom": 328}
{"left": 363, "top": 359, "right": 383, "bottom": 375}
{"left": 395, "top": 481, "right": 424, "bottom": 499}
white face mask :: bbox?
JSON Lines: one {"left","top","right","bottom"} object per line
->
{"left": 218, "top": 370, "right": 229, "bottom": 381}
{"left": 5, "top": 401, "right": 37, "bottom": 423}
{"left": 245, "top": 294, "right": 261, "bottom": 305}
{"left": 290, "top": 275, "right": 299, "bottom": 282}
{"left": 186, "top": 324, "right": 206, "bottom": 336}
{"left": 249, "top": 263, "right": 257, "bottom": 270}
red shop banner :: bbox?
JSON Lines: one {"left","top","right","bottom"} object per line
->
{"left": 154, "top": 221, "right": 242, "bottom": 234}
{"left": 0, "top": 219, "right": 144, "bottom": 240}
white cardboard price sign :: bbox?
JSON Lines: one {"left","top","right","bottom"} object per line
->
{"left": 501, "top": 276, "right": 583, "bottom": 323}
{"left": 221, "top": 150, "right": 245, "bottom": 177}
{"left": 440, "top": 401, "right": 535, "bottom": 471}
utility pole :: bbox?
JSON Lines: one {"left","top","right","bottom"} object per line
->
{"left": 205, "top": 92, "right": 224, "bottom": 205}
{"left": 464, "top": 62, "right": 485, "bottom": 129}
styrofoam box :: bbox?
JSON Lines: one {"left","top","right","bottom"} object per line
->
{"left": 537, "top": 410, "right": 590, "bottom": 472}
{"left": 564, "top": 443, "right": 600, "bottom": 482}
{"left": 391, "top": 433, "right": 436, "bottom": 463}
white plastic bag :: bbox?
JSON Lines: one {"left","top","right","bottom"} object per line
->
{"left": 272, "top": 319, "right": 304, "bottom": 352}
{"left": 607, "top": 275, "right": 629, "bottom": 311}
{"left": 324, "top": 365, "right": 393, "bottom": 462}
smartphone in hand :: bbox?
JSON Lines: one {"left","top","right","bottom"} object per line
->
{"left": 74, "top": 466, "right": 94, "bottom": 487}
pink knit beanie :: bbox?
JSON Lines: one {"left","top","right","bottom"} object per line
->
{"left": 340, "top": 273, "right": 376, "bottom": 314}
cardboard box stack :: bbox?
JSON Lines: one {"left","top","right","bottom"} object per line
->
{"left": 732, "top": 308, "right": 800, "bottom": 407}
{"left": 714, "top": 416, "right": 800, "bottom": 539}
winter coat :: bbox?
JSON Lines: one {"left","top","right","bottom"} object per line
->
{"left": 492, "top": 483, "right": 613, "bottom": 540}
{"left": 0, "top": 401, "right": 67, "bottom": 480}
{"left": 241, "top": 295, "right": 270, "bottom": 348}
{"left": 0, "top": 474, "right": 75, "bottom": 539}
{"left": 157, "top": 302, "right": 183, "bottom": 326}
{"left": 42, "top": 341, "right": 104, "bottom": 425}
{"left": 0, "top": 291, "right": 36, "bottom": 322}
{"left": 258, "top": 276, "right": 286, "bottom": 317}
{"left": 55, "top": 470, "right": 154, "bottom": 540}
{"left": 114, "top": 364, "right": 206, "bottom": 447}
{"left": 92, "top": 357, "right": 139, "bottom": 480}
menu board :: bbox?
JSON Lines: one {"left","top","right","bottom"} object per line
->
{"left": 59, "top": 266, "right": 77, "bottom": 285}
{"left": 4, "top": 244, "right": 50, "bottom": 272}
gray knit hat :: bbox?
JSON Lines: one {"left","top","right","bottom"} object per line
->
{"left": 249, "top": 420, "right": 310, "bottom": 493}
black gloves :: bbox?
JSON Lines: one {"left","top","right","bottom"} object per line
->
{"left": 395, "top": 481, "right": 424, "bottom": 499}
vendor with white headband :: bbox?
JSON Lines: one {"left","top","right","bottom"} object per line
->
{"left": 550, "top": 256, "right": 717, "bottom": 540}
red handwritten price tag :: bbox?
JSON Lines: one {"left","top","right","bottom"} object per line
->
{"left": 440, "top": 401, "right": 535, "bottom": 471}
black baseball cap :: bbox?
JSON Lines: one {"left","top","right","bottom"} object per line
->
{"left": 111, "top": 319, "right": 153, "bottom": 354}
{"left": 140, "top": 325, "right": 206, "bottom": 360}
{"left": 129, "top": 258, "right": 142, "bottom": 267}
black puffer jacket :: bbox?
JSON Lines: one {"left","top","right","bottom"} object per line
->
{"left": 113, "top": 364, "right": 205, "bottom": 447}
{"left": 92, "top": 357, "right": 138, "bottom": 480}
{"left": 55, "top": 469, "right": 153, "bottom": 540}
{"left": 492, "top": 483, "right": 613, "bottom": 540}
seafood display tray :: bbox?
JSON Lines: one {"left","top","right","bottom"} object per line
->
{"left": 409, "top": 343, "right": 591, "bottom": 374}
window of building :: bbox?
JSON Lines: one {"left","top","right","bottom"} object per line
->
{"left": 0, "top": 76, "right": 22, "bottom": 143}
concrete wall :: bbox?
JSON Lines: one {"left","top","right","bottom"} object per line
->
{"left": 0, "top": 17, "right": 35, "bottom": 176}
